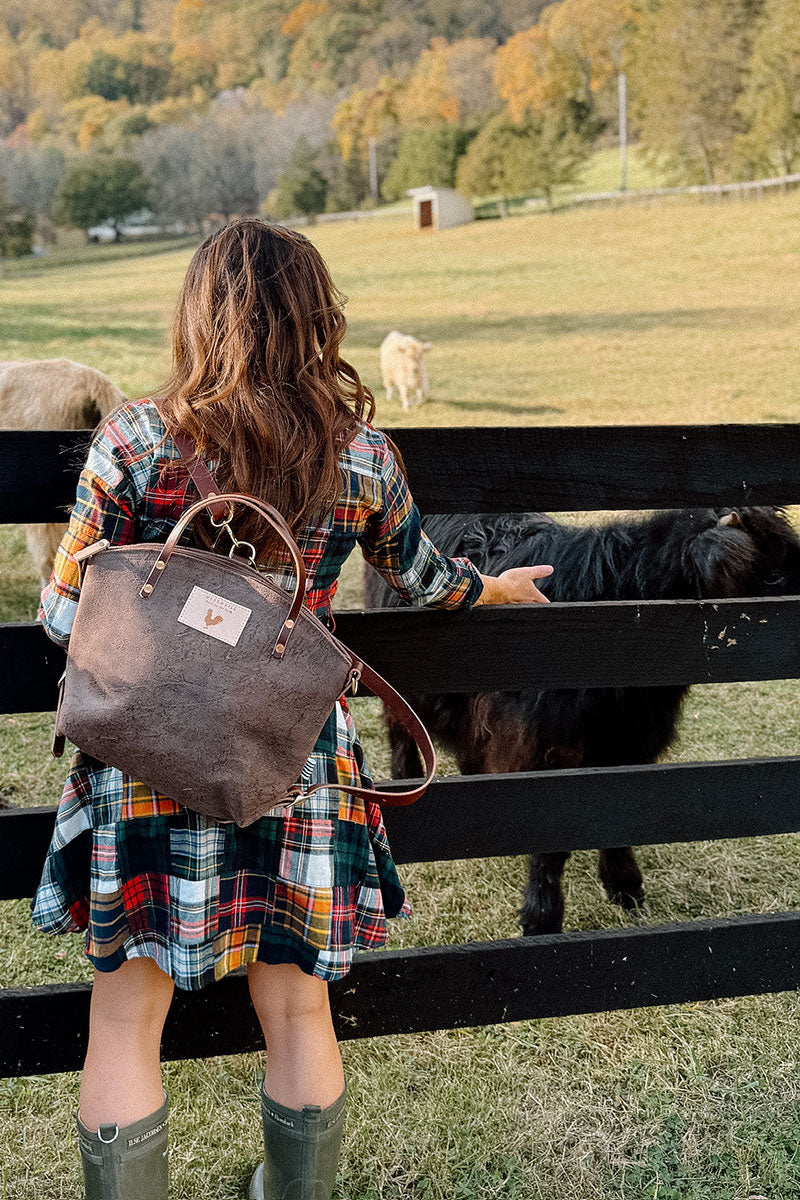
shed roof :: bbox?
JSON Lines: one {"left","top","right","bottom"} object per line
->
{"left": 406, "top": 186, "right": 463, "bottom": 199}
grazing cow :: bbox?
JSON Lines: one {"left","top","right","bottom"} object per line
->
{"left": 0, "top": 359, "right": 125, "bottom": 583}
{"left": 379, "top": 331, "right": 432, "bottom": 410}
{"left": 364, "top": 507, "right": 800, "bottom": 935}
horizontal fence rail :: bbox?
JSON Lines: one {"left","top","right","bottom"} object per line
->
{"left": 5, "top": 756, "right": 800, "bottom": 901}
{"left": 2, "top": 913, "right": 800, "bottom": 1077}
{"left": 5, "top": 424, "right": 800, "bottom": 521}
{"left": 4, "top": 594, "right": 800, "bottom": 715}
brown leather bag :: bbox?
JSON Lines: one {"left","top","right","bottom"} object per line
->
{"left": 52, "top": 412, "right": 436, "bottom": 827}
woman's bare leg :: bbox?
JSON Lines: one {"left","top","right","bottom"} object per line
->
{"left": 247, "top": 961, "right": 344, "bottom": 1108}
{"left": 79, "top": 958, "right": 175, "bottom": 1130}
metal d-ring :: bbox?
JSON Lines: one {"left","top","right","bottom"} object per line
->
{"left": 208, "top": 497, "right": 235, "bottom": 528}
{"left": 228, "top": 538, "right": 257, "bottom": 566}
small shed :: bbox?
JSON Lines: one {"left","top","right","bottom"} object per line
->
{"left": 407, "top": 186, "right": 474, "bottom": 231}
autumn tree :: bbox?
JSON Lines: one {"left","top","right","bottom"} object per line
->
{"left": 737, "top": 0, "right": 800, "bottom": 174}
{"left": 629, "top": 0, "right": 755, "bottom": 184}
{"left": 399, "top": 37, "right": 499, "bottom": 127}
{"left": 355, "top": 18, "right": 431, "bottom": 77}
{"left": 332, "top": 78, "right": 402, "bottom": 162}
{"left": 494, "top": 22, "right": 578, "bottom": 122}
{"left": 286, "top": 10, "right": 371, "bottom": 91}
{"left": 495, "top": 0, "right": 634, "bottom": 128}
{"left": 545, "top": 0, "right": 636, "bottom": 123}
{"left": 171, "top": 0, "right": 286, "bottom": 95}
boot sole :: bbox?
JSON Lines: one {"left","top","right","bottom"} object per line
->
{"left": 248, "top": 1161, "right": 264, "bottom": 1199}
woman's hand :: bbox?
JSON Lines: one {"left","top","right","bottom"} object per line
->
{"left": 474, "top": 565, "right": 554, "bottom": 606}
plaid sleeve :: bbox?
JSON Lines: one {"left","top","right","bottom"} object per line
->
{"left": 38, "top": 423, "right": 138, "bottom": 648}
{"left": 358, "top": 438, "right": 484, "bottom": 609}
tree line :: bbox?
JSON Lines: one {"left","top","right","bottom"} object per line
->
{"left": 0, "top": 0, "right": 798, "bottom": 246}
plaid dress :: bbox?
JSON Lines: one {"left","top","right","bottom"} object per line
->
{"left": 31, "top": 397, "right": 483, "bottom": 990}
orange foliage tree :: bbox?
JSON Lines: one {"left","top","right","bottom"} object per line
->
{"left": 495, "top": 0, "right": 636, "bottom": 122}
{"left": 332, "top": 77, "right": 402, "bottom": 160}
{"left": 281, "top": 1, "right": 330, "bottom": 38}
{"left": 399, "top": 37, "right": 499, "bottom": 127}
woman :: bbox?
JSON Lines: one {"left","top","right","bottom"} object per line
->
{"left": 32, "top": 219, "right": 553, "bottom": 1200}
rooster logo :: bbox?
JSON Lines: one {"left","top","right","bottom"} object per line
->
{"left": 204, "top": 608, "right": 224, "bottom": 628}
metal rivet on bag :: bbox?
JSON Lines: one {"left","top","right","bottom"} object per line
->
{"left": 155, "top": 561, "right": 165, "bottom": 570}
{"left": 285, "top": 619, "right": 295, "bottom": 630}
{"left": 275, "top": 643, "right": 285, "bottom": 654}
{"left": 142, "top": 584, "right": 153, "bottom": 594}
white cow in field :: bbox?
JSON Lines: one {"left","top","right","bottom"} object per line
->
{"left": 379, "top": 331, "right": 432, "bottom": 410}
{"left": 0, "top": 358, "right": 126, "bottom": 583}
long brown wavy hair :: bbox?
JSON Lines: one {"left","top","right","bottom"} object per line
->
{"left": 153, "top": 218, "right": 375, "bottom": 561}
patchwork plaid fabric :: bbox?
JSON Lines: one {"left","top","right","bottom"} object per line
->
{"left": 31, "top": 398, "right": 483, "bottom": 989}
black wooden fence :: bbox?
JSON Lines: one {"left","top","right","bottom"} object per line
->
{"left": 2, "top": 424, "right": 800, "bottom": 1078}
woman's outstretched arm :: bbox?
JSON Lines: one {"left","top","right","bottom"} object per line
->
{"left": 358, "top": 436, "right": 553, "bottom": 608}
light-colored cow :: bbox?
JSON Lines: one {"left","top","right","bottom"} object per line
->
{"left": 379, "top": 331, "right": 432, "bottom": 410}
{"left": 0, "top": 358, "right": 126, "bottom": 583}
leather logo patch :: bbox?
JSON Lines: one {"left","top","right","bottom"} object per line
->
{"left": 177, "top": 586, "right": 251, "bottom": 646}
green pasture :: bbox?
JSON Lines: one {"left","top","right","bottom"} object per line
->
{"left": 3, "top": 194, "right": 800, "bottom": 1197}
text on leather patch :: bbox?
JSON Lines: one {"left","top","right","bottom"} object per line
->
{"left": 177, "top": 586, "right": 252, "bottom": 646}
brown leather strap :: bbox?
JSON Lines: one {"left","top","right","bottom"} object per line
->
{"left": 286, "top": 657, "right": 437, "bottom": 807}
{"left": 151, "top": 397, "right": 230, "bottom": 523}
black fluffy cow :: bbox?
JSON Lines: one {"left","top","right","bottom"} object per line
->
{"left": 364, "top": 507, "right": 800, "bottom": 935}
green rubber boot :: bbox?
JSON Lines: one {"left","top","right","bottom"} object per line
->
{"left": 77, "top": 1093, "right": 168, "bottom": 1200}
{"left": 248, "top": 1085, "right": 346, "bottom": 1200}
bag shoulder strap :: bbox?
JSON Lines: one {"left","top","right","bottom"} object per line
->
{"left": 152, "top": 397, "right": 437, "bottom": 808}
{"left": 151, "top": 397, "right": 230, "bottom": 524}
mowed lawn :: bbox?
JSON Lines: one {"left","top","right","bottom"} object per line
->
{"left": 2, "top": 196, "right": 800, "bottom": 1198}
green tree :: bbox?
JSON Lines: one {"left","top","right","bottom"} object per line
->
{"left": 382, "top": 125, "right": 475, "bottom": 201}
{"left": 316, "top": 143, "right": 371, "bottom": 211}
{"left": 55, "top": 155, "right": 149, "bottom": 239}
{"left": 265, "top": 138, "right": 328, "bottom": 220}
{"left": 455, "top": 109, "right": 590, "bottom": 210}
{"left": 84, "top": 46, "right": 170, "bottom": 104}
{"left": 0, "top": 177, "right": 33, "bottom": 266}
{"left": 737, "top": 0, "right": 800, "bottom": 174}
{"left": 629, "top": 0, "right": 755, "bottom": 184}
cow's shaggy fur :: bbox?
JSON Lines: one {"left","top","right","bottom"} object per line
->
{"left": 364, "top": 507, "right": 800, "bottom": 934}
{"left": 0, "top": 359, "right": 125, "bottom": 583}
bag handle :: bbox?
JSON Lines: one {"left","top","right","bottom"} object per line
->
{"left": 139, "top": 490, "right": 306, "bottom": 659}
{"left": 156, "top": 399, "right": 437, "bottom": 806}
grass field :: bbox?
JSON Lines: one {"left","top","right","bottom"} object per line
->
{"left": 3, "top": 193, "right": 800, "bottom": 1198}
